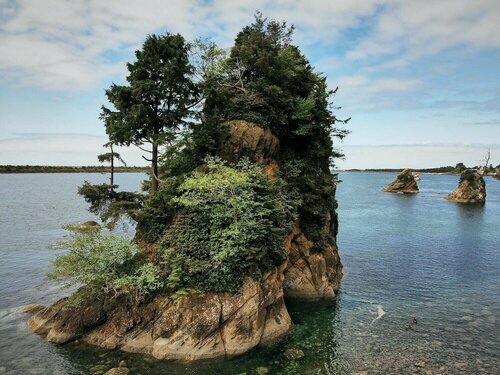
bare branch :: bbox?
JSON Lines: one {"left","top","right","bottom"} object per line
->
{"left": 135, "top": 144, "right": 153, "bottom": 153}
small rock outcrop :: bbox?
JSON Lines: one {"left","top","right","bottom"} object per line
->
{"left": 446, "top": 169, "right": 486, "bottom": 203}
{"left": 20, "top": 303, "right": 46, "bottom": 314}
{"left": 383, "top": 169, "right": 419, "bottom": 194}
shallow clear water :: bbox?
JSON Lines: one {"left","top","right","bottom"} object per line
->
{"left": 0, "top": 172, "right": 498, "bottom": 374}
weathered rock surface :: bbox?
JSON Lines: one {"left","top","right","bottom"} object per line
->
{"left": 446, "top": 169, "right": 486, "bottom": 203}
{"left": 283, "top": 220, "right": 342, "bottom": 299}
{"left": 217, "top": 120, "right": 342, "bottom": 300}
{"left": 28, "top": 270, "right": 292, "bottom": 361}
{"left": 20, "top": 303, "right": 46, "bottom": 314}
{"left": 383, "top": 169, "right": 419, "bottom": 194}
{"left": 218, "top": 120, "right": 279, "bottom": 164}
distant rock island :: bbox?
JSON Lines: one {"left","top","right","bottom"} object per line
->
{"left": 383, "top": 169, "right": 419, "bottom": 194}
{"left": 446, "top": 169, "right": 487, "bottom": 203}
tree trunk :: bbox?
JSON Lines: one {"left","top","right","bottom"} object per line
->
{"left": 152, "top": 143, "right": 159, "bottom": 192}
{"left": 110, "top": 144, "right": 115, "bottom": 195}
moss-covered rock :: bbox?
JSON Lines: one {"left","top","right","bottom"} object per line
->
{"left": 383, "top": 169, "right": 419, "bottom": 194}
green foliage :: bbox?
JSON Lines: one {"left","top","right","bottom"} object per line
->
{"left": 48, "top": 226, "right": 138, "bottom": 292}
{"left": 49, "top": 226, "right": 163, "bottom": 303}
{"left": 97, "top": 151, "right": 125, "bottom": 166}
{"left": 78, "top": 181, "right": 144, "bottom": 228}
{"left": 397, "top": 172, "right": 412, "bottom": 182}
{"left": 135, "top": 175, "right": 185, "bottom": 242}
{"left": 101, "top": 33, "right": 199, "bottom": 191}
{"left": 160, "top": 157, "right": 291, "bottom": 293}
{"left": 200, "top": 13, "right": 347, "bottom": 252}
{"left": 78, "top": 181, "right": 115, "bottom": 215}
{"left": 113, "top": 262, "right": 164, "bottom": 303}
{"left": 460, "top": 169, "right": 479, "bottom": 182}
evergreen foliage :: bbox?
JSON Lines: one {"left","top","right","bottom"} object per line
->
{"left": 202, "top": 13, "right": 348, "bottom": 251}
{"left": 101, "top": 33, "right": 199, "bottom": 191}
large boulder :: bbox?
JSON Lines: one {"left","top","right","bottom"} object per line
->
{"left": 28, "top": 269, "right": 292, "bottom": 361}
{"left": 446, "top": 169, "right": 486, "bottom": 203}
{"left": 383, "top": 169, "right": 419, "bottom": 194}
{"left": 218, "top": 120, "right": 279, "bottom": 164}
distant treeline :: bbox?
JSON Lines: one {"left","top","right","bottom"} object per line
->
{"left": 0, "top": 165, "right": 149, "bottom": 174}
{"left": 347, "top": 166, "right": 457, "bottom": 173}
{"left": 344, "top": 164, "right": 500, "bottom": 175}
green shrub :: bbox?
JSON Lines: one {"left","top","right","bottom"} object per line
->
{"left": 160, "top": 157, "right": 291, "bottom": 293}
{"left": 113, "top": 262, "right": 164, "bottom": 303}
{"left": 49, "top": 226, "right": 162, "bottom": 301}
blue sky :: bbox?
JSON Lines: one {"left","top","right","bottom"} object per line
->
{"left": 1, "top": 0, "right": 499, "bottom": 168}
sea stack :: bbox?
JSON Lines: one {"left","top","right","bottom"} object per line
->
{"left": 383, "top": 169, "right": 419, "bottom": 194}
{"left": 446, "top": 169, "right": 486, "bottom": 203}
{"left": 27, "top": 120, "right": 343, "bottom": 360}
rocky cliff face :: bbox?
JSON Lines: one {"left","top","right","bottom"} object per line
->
{"left": 383, "top": 169, "right": 419, "bottom": 194}
{"left": 27, "top": 120, "right": 342, "bottom": 360}
{"left": 217, "top": 120, "right": 343, "bottom": 299}
{"left": 446, "top": 169, "right": 486, "bottom": 203}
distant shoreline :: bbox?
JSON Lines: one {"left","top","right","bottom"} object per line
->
{"left": 0, "top": 165, "right": 149, "bottom": 174}
{"left": 338, "top": 168, "right": 457, "bottom": 175}
{"left": 338, "top": 168, "right": 499, "bottom": 178}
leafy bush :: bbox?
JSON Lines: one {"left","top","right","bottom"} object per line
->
{"left": 160, "top": 157, "right": 291, "bottom": 293}
{"left": 113, "top": 262, "right": 164, "bottom": 303}
{"left": 49, "top": 226, "right": 162, "bottom": 302}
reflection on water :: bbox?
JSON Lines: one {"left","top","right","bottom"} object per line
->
{"left": 0, "top": 172, "right": 499, "bottom": 374}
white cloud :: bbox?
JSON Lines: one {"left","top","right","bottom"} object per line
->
{"left": 347, "top": 0, "right": 500, "bottom": 62}
{"left": 333, "top": 74, "right": 422, "bottom": 110}
{"left": 0, "top": 0, "right": 384, "bottom": 91}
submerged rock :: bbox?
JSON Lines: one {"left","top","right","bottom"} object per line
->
{"left": 103, "top": 368, "right": 129, "bottom": 375}
{"left": 383, "top": 169, "right": 419, "bottom": 194}
{"left": 20, "top": 304, "right": 45, "bottom": 314}
{"left": 445, "top": 169, "right": 486, "bottom": 203}
{"left": 284, "top": 347, "right": 304, "bottom": 360}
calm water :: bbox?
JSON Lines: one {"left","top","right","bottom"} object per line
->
{"left": 0, "top": 172, "right": 498, "bottom": 374}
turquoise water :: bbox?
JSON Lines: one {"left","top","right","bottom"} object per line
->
{"left": 0, "top": 172, "right": 498, "bottom": 374}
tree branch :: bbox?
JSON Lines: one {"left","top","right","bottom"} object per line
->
{"left": 135, "top": 144, "right": 153, "bottom": 153}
